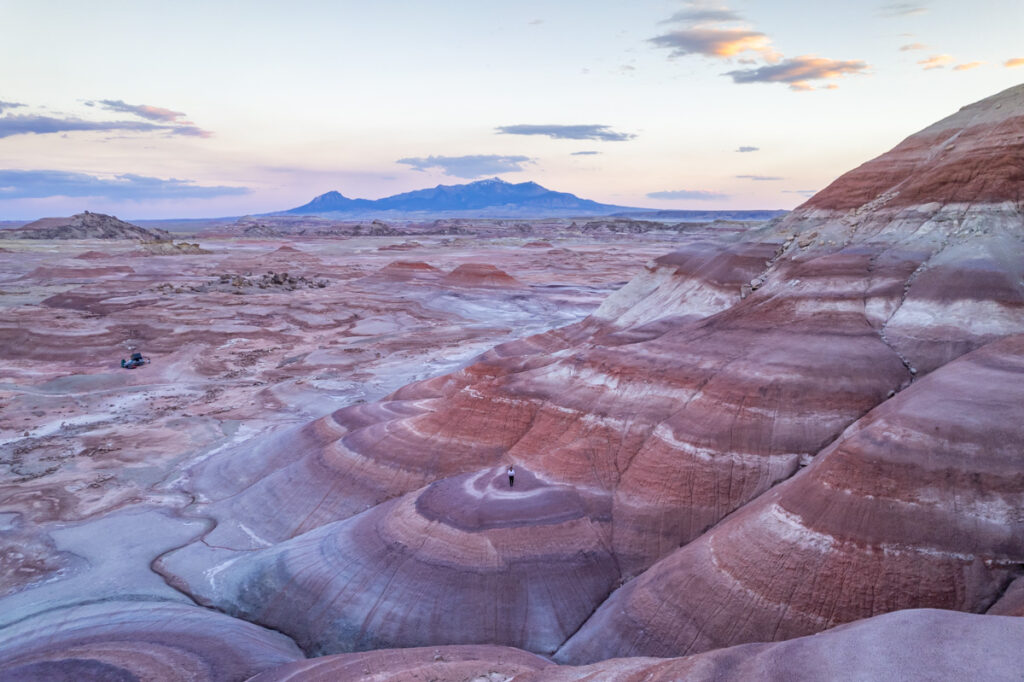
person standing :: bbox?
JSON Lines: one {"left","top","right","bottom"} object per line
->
{"left": 507, "top": 465, "right": 515, "bottom": 488}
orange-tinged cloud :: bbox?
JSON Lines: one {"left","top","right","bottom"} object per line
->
{"left": 650, "top": 28, "right": 781, "bottom": 62}
{"left": 918, "top": 54, "right": 953, "bottom": 70}
{"left": 727, "top": 54, "right": 870, "bottom": 90}
{"left": 1005, "top": 57, "right": 1024, "bottom": 68}
{"left": 953, "top": 61, "right": 984, "bottom": 71}
{"left": 653, "top": 4, "right": 863, "bottom": 92}
{"left": 899, "top": 43, "right": 927, "bottom": 51}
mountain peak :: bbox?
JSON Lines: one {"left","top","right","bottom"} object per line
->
{"left": 279, "top": 177, "right": 631, "bottom": 217}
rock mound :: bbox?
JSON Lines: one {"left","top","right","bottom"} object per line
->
{"left": 135, "top": 240, "right": 211, "bottom": 256}
{"left": 442, "top": 263, "right": 519, "bottom": 287}
{"left": 378, "top": 241, "right": 423, "bottom": 251}
{"left": 2, "top": 211, "right": 171, "bottom": 240}
{"left": 374, "top": 260, "right": 442, "bottom": 281}
{"left": 158, "top": 467, "right": 618, "bottom": 655}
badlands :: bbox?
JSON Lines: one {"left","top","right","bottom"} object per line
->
{"left": 1, "top": 83, "right": 1023, "bottom": 681}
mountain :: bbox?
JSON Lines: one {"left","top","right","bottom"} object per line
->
{"left": 0, "top": 211, "right": 170, "bottom": 241}
{"left": 284, "top": 190, "right": 373, "bottom": 213}
{"left": 279, "top": 178, "right": 638, "bottom": 218}
{"left": 611, "top": 208, "right": 789, "bottom": 221}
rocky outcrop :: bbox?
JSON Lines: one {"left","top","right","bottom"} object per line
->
{"left": 1, "top": 211, "right": 171, "bottom": 240}
{"left": 180, "top": 271, "right": 329, "bottom": 293}
{"left": 134, "top": 240, "right": 211, "bottom": 255}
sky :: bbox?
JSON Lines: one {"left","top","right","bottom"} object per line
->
{"left": 1, "top": 0, "right": 1022, "bottom": 219}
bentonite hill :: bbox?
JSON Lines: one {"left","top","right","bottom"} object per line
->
{"left": 0, "top": 84, "right": 1023, "bottom": 681}
{"left": 1, "top": 211, "right": 171, "bottom": 241}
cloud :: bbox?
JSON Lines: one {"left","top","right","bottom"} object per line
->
{"left": 0, "top": 169, "right": 248, "bottom": 200}
{"left": 647, "top": 189, "right": 729, "bottom": 200}
{"left": 650, "top": 5, "right": 865, "bottom": 91}
{"left": 88, "top": 99, "right": 190, "bottom": 124}
{"left": 879, "top": 3, "right": 928, "bottom": 17}
{"left": 650, "top": 27, "right": 779, "bottom": 61}
{"left": 726, "top": 55, "right": 870, "bottom": 90}
{"left": 918, "top": 54, "right": 953, "bottom": 70}
{"left": 661, "top": 8, "right": 743, "bottom": 24}
{"left": 0, "top": 114, "right": 210, "bottom": 139}
{"left": 397, "top": 154, "right": 532, "bottom": 179}
{"left": 736, "top": 174, "right": 782, "bottom": 181}
{"left": 953, "top": 61, "right": 984, "bottom": 71}
{"left": 736, "top": 145, "right": 760, "bottom": 152}
{"left": 1005, "top": 58, "right": 1024, "bottom": 68}
{"left": 899, "top": 43, "right": 927, "bottom": 51}
{"left": 495, "top": 124, "right": 635, "bottom": 141}
{"left": 650, "top": 3, "right": 780, "bottom": 63}
{"left": 571, "top": 151, "right": 600, "bottom": 156}
{"left": 784, "top": 189, "right": 818, "bottom": 197}
{"left": 528, "top": 18, "right": 543, "bottom": 25}
{"left": 0, "top": 100, "right": 25, "bottom": 115}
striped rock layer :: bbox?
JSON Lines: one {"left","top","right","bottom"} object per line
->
{"left": 160, "top": 84, "right": 1024, "bottom": 660}
{"left": 0, "top": 602, "right": 302, "bottom": 682}
{"left": 557, "top": 335, "right": 1024, "bottom": 662}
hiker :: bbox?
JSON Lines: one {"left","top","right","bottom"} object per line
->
{"left": 507, "top": 465, "right": 515, "bottom": 488}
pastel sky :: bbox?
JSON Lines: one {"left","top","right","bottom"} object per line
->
{"left": 1, "top": 0, "right": 1022, "bottom": 219}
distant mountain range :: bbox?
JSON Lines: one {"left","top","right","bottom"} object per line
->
{"left": 610, "top": 209, "right": 788, "bottom": 222}
{"left": 277, "top": 178, "right": 638, "bottom": 218}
